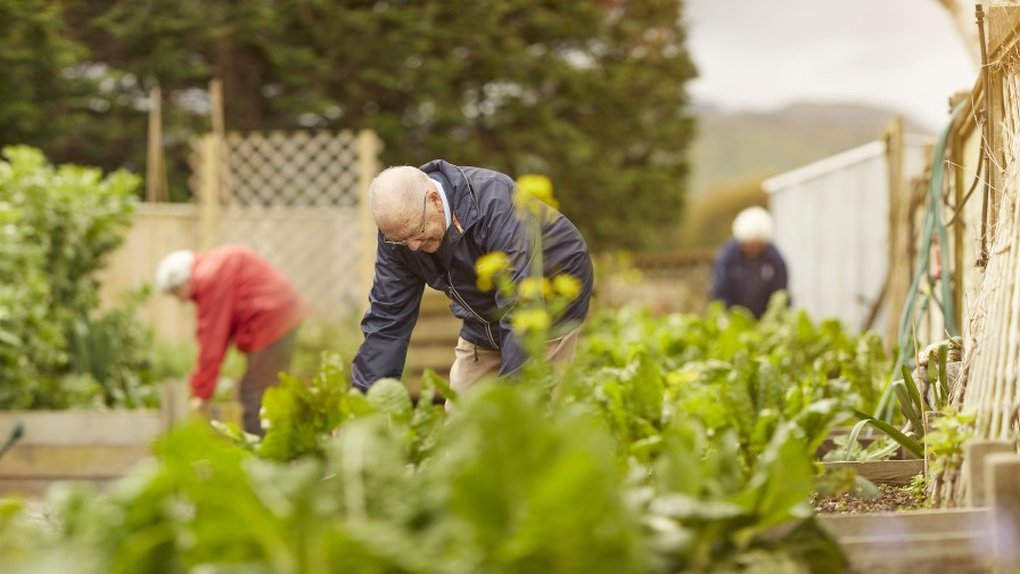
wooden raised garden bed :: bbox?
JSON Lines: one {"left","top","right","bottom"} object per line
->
{"left": 819, "top": 427, "right": 922, "bottom": 485}
{"left": 0, "top": 381, "right": 188, "bottom": 497}
{"left": 819, "top": 440, "right": 1020, "bottom": 574}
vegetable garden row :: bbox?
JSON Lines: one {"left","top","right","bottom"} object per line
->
{"left": 0, "top": 145, "right": 1017, "bottom": 573}
{"left": 2, "top": 298, "right": 1015, "bottom": 573}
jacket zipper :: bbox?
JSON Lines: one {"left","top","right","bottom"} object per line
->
{"left": 448, "top": 273, "right": 499, "bottom": 349}
{"left": 444, "top": 167, "right": 498, "bottom": 350}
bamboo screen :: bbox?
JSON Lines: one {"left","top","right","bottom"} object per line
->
{"left": 937, "top": 6, "right": 1020, "bottom": 505}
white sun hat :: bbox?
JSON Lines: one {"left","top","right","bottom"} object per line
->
{"left": 732, "top": 206, "right": 775, "bottom": 243}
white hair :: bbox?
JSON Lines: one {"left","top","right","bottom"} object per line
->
{"left": 732, "top": 206, "right": 774, "bottom": 243}
{"left": 369, "top": 166, "right": 432, "bottom": 224}
{"left": 155, "top": 250, "right": 195, "bottom": 293}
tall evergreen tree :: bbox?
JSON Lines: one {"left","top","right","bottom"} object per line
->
{"left": 4, "top": 0, "right": 697, "bottom": 249}
{"left": 0, "top": 0, "right": 92, "bottom": 163}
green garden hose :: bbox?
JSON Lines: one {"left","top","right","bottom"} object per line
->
{"left": 875, "top": 101, "right": 964, "bottom": 421}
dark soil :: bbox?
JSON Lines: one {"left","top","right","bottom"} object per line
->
{"left": 811, "top": 483, "right": 928, "bottom": 514}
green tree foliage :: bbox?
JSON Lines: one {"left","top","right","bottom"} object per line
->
{"left": 0, "top": 0, "right": 91, "bottom": 160}
{"left": 3, "top": 0, "right": 696, "bottom": 249}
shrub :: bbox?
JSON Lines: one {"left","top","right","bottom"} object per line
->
{"left": 0, "top": 146, "right": 154, "bottom": 408}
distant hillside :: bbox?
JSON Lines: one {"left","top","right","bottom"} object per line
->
{"left": 688, "top": 102, "right": 932, "bottom": 196}
{"left": 670, "top": 101, "right": 932, "bottom": 250}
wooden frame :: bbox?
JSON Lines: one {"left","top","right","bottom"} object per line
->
{"left": 817, "top": 441, "right": 1020, "bottom": 572}
{"left": 0, "top": 381, "right": 188, "bottom": 496}
{"left": 822, "top": 459, "right": 924, "bottom": 485}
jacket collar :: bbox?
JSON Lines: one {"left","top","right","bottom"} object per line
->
{"left": 420, "top": 160, "right": 481, "bottom": 235}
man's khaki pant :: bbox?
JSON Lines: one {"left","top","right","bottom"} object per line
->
{"left": 446, "top": 327, "right": 581, "bottom": 412}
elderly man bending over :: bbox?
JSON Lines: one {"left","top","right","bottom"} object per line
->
{"left": 351, "top": 160, "right": 593, "bottom": 405}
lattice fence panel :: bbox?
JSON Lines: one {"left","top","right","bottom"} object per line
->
{"left": 192, "top": 129, "right": 378, "bottom": 321}
{"left": 217, "top": 206, "right": 366, "bottom": 320}
{"left": 223, "top": 130, "right": 361, "bottom": 208}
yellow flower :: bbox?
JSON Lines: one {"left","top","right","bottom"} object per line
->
{"left": 512, "top": 308, "right": 551, "bottom": 334}
{"left": 552, "top": 274, "right": 581, "bottom": 301}
{"left": 475, "top": 251, "right": 510, "bottom": 291}
{"left": 515, "top": 174, "right": 559, "bottom": 211}
{"left": 518, "top": 277, "right": 551, "bottom": 301}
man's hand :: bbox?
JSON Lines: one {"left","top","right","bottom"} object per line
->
{"left": 189, "top": 396, "right": 210, "bottom": 417}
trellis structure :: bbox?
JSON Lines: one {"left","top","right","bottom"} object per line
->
{"left": 191, "top": 129, "right": 381, "bottom": 322}
{"left": 925, "top": 3, "right": 1020, "bottom": 506}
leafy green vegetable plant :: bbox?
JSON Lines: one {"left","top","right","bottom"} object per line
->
{"left": 0, "top": 172, "right": 890, "bottom": 572}
{"left": 0, "top": 146, "right": 151, "bottom": 409}
{"left": 924, "top": 407, "right": 976, "bottom": 478}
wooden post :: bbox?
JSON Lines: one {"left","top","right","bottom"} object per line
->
{"left": 885, "top": 116, "right": 909, "bottom": 348}
{"left": 950, "top": 96, "right": 966, "bottom": 333}
{"left": 160, "top": 379, "right": 190, "bottom": 431}
{"left": 357, "top": 130, "right": 382, "bottom": 316}
{"left": 987, "top": 452, "right": 1020, "bottom": 572}
{"left": 965, "top": 439, "right": 1016, "bottom": 507}
{"left": 986, "top": 17, "right": 1004, "bottom": 231}
{"left": 197, "top": 133, "right": 220, "bottom": 251}
{"left": 209, "top": 78, "right": 231, "bottom": 205}
{"left": 145, "top": 86, "right": 167, "bottom": 203}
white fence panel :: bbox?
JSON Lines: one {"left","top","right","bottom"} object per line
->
{"left": 764, "top": 138, "right": 930, "bottom": 332}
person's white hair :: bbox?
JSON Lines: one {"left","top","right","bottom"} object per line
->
{"left": 369, "top": 166, "right": 432, "bottom": 225}
{"left": 155, "top": 250, "right": 195, "bottom": 293}
{"left": 732, "top": 206, "right": 775, "bottom": 243}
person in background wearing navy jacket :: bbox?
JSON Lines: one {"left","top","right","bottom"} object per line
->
{"left": 711, "top": 206, "right": 789, "bottom": 319}
{"left": 351, "top": 161, "right": 594, "bottom": 408}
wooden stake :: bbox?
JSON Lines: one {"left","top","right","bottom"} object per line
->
{"left": 885, "top": 116, "right": 907, "bottom": 347}
{"left": 146, "top": 86, "right": 167, "bottom": 202}
{"left": 160, "top": 379, "right": 190, "bottom": 432}
{"left": 198, "top": 134, "right": 220, "bottom": 251}
{"left": 357, "top": 129, "right": 382, "bottom": 317}
{"left": 209, "top": 78, "right": 231, "bottom": 205}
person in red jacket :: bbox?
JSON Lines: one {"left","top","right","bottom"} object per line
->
{"left": 155, "top": 246, "right": 308, "bottom": 436}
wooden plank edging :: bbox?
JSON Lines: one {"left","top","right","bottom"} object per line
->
{"left": 822, "top": 459, "right": 924, "bottom": 484}
{"left": 819, "top": 507, "right": 990, "bottom": 539}
{"left": 821, "top": 508, "right": 993, "bottom": 574}
{"left": 0, "top": 445, "right": 153, "bottom": 478}
{"left": 0, "top": 380, "right": 189, "bottom": 447}
{"left": 0, "top": 410, "right": 163, "bottom": 446}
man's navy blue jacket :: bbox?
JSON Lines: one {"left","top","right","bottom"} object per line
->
{"left": 711, "top": 239, "right": 788, "bottom": 319}
{"left": 351, "top": 160, "right": 594, "bottom": 392}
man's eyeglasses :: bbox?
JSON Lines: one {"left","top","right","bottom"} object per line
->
{"left": 383, "top": 192, "right": 429, "bottom": 246}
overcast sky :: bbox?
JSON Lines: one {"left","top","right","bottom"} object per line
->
{"left": 685, "top": 0, "right": 978, "bottom": 130}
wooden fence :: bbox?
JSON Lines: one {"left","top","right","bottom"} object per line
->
{"left": 99, "top": 203, "right": 201, "bottom": 342}
{"left": 103, "top": 205, "right": 716, "bottom": 347}
{"left": 200, "top": 129, "right": 381, "bottom": 322}
{"left": 99, "top": 129, "right": 382, "bottom": 342}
